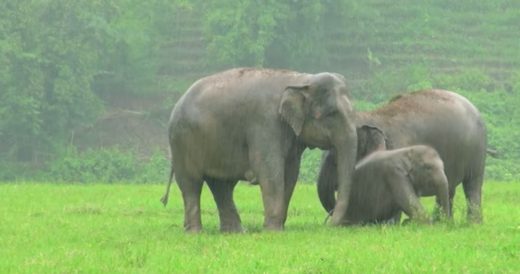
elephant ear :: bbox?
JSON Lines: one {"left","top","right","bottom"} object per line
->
{"left": 331, "top": 73, "right": 351, "bottom": 99}
{"left": 403, "top": 148, "right": 417, "bottom": 179}
{"left": 279, "top": 86, "right": 309, "bottom": 136}
{"left": 357, "top": 124, "right": 387, "bottom": 159}
{"left": 363, "top": 125, "right": 387, "bottom": 150}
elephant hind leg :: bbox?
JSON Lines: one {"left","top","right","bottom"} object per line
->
{"left": 463, "top": 171, "right": 484, "bottom": 224}
{"left": 206, "top": 179, "right": 242, "bottom": 233}
{"left": 176, "top": 172, "right": 204, "bottom": 232}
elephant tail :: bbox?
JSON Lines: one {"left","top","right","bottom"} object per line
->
{"left": 486, "top": 148, "right": 500, "bottom": 158}
{"left": 160, "top": 165, "right": 175, "bottom": 207}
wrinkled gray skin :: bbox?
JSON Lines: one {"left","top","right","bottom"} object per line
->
{"left": 346, "top": 145, "right": 449, "bottom": 225}
{"left": 318, "top": 89, "right": 487, "bottom": 223}
{"left": 161, "top": 68, "right": 357, "bottom": 232}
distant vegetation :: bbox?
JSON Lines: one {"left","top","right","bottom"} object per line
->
{"left": 1, "top": 0, "right": 519, "bottom": 182}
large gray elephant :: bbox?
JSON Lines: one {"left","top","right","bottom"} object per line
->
{"left": 318, "top": 89, "right": 487, "bottom": 223}
{"left": 346, "top": 144, "right": 450, "bottom": 225}
{"left": 161, "top": 68, "right": 357, "bottom": 232}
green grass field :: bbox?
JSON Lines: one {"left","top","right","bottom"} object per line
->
{"left": 1, "top": 182, "right": 519, "bottom": 273}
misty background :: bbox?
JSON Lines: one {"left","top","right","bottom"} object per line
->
{"left": 1, "top": 0, "right": 519, "bottom": 183}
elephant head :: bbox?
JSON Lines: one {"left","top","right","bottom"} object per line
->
{"left": 316, "top": 123, "right": 387, "bottom": 216}
{"left": 356, "top": 125, "right": 387, "bottom": 160}
{"left": 279, "top": 73, "right": 358, "bottom": 225}
{"left": 406, "top": 146, "right": 449, "bottom": 192}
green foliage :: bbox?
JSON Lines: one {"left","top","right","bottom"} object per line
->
{"left": 47, "top": 148, "right": 168, "bottom": 183}
{"left": 0, "top": 161, "right": 38, "bottom": 182}
{"left": 201, "top": 0, "right": 330, "bottom": 69}
{"left": 435, "top": 69, "right": 495, "bottom": 92}
{"left": 135, "top": 150, "right": 170, "bottom": 184}
{"left": 48, "top": 147, "right": 137, "bottom": 183}
{"left": 1, "top": 183, "right": 519, "bottom": 272}
{"left": 1, "top": 0, "right": 519, "bottom": 182}
{"left": 299, "top": 149, "right": 322, "bottom": 184}
{"left": 93, "top": 0, "right": 185, "bottom": 95}
{"left": 356, "top": 64, "right": 434, "bottom": 102}
{"left": 0, "top": 0, "right": 110, "bottom": 161}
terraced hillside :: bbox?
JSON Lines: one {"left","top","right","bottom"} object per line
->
{"left": 52, "top": 1, "right": 520, "bottom": 183}
{"left": 324, "top": 1, "right": 520, "bottom": 85}
{"left": 162, "top": 1, "right": 520, "bottom": 88}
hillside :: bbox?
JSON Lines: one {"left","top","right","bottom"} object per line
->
{"left": 324, "top": 1, "right": 520, "bottom": 83}
{"left": 157, "top": 1, "right": 520, "bottom": 89}
{"left": 80, "top": 1, "right": 520, "bottom": 182}
{"left": 1, "top": 0, "right": 518, "bottom": 182}
{"left": 90, "top": 0, "right": 520, "bottom": 143}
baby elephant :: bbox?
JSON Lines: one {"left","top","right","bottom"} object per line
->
{"left": 345, "top": 145, "right": 450, "bottom": 225}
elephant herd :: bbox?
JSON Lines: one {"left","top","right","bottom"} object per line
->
{"left": 160, "top": 68, "right": 488, "bottom": 233}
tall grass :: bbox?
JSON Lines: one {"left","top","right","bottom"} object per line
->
{"left": 1, "top": 182, "right": 519, "bottom": 273}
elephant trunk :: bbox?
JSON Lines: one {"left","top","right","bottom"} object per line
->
{"left": 317, "top": 151, "right": 337, "bottom": 214}
{"left": 329, "top": 126, "right": 357, "bottom": 226}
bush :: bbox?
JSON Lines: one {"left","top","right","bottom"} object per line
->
{"left": 299, "top": 149, "right": 322, "bottom": 184}
{"left": 135, "top": 150, "right": 170, "bottom": 184}
{"left": 0, "top": 161, "right": 40, "bottom": 182}
{"left": 48, "top": 148, "right": 135, "bottom": 183}
{"left": 435, "top": 69, "right": 495, "bottom": 92}
{"left": 356, "top": 64, "right": 434, "bottom": 102}
{"left": 47, "top": 148, "right": 168, "bottom": 184}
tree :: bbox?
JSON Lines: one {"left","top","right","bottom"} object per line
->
{"left": 0, "top": 0, "right": 116, "bottom": 161}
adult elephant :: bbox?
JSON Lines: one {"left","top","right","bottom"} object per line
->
{"left": 161, "top": 68, "right": 357, "bottom": 232}
{"left": 318, "top": 89, "right": 487, "bottom": 223}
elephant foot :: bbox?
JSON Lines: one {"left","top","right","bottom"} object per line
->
{"left": 264, "top": 225, "right": 284, "bottom": 232}
{"left": 220, "top": 224, "right": 243, "bottom": 233}
{"left": 329, "top": 215, "right": 350, "bottom": 226}
{"left": 467, "top": 214, "right": 482, "bottom": 224}
{"left": 466, "top": 205, "right": 482, "bottom": 224}
{"left": 263, "top": 221, "right": 284, "bottom": 231}
{"left": 431, "top": 211, "right": 451, "bottom": 224}
{"left": 402, "top": 217, "right": 432, "bottom": 226}
{"left": 184, "top": 224, "right": 202, "bottom": 233}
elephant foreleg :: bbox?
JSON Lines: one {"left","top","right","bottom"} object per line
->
{"left": 206, "top": 179, "right": 242, "bottom": 233}
{"left": 387, "top": 175, "right": 429, "bottom": 224}
{"left": 434, "top": 179, "right": 450, "bottom": 220}
{"left": 449, "top": 187, "right": 456, "bottom": 219}
{"left": 386, "top": 211, "right": 402, "bottom": 225}
{"left": 251, "top": 150, "right": 287, "bottom": 231}
{"left": 282, "top": 148, "right": 303, "bottom": 224}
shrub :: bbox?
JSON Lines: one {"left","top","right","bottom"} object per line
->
{"left": 135, "top": 150, "right": 170, "bottom": 184}
{"left": 48, "top": 147, "right": 137, "bottom": 183}
{"left": 46, "top": 147, "right": 170, "bottom": 184}
{"left": 356, "top": 64, "right": 434, "bottom": 102}
{"left": 299, "top": 149, "right": 322, "bottom": 184}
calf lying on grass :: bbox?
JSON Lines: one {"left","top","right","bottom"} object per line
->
{"left": 341, "top": 145, "right": 450, "bottom": 225}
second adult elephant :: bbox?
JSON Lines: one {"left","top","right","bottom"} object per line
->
{"left": 161, "top": 68, "right": 358, "bottom": 232}
{"left": 318, "top": 89, "right": 487, "bottom": 223}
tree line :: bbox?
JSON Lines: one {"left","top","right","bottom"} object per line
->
{"left": 1, "top": 0, "right": 519, "bottom": 181}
